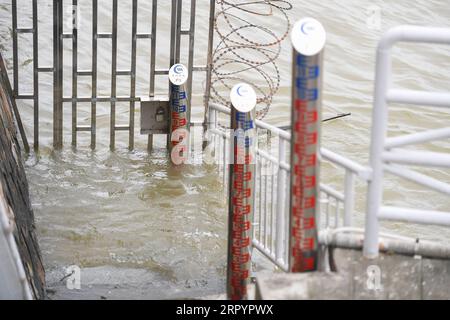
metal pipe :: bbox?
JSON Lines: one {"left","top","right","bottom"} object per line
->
{"left": 379, "top": 207, "right": 450, "bottom": 226}
{"left": 275, "top": 139, "right": 287, "bottom": 264}
{"left": 12, "top": 0, "right": 18, "bottom": 97}
{"left": 227, "top": 83, "right": 257, "bottom": 300}
{"left": 91, "top": 0, "right": 98, "bottom": 150}
{"left": 288, "top": 18, "right": 326, "bottom": 273}
{"left": 53, "top": 0, "right": 63, "bottom": 150}
{"left": 384, "top": 164, "right": 450, "bottom": 196}
{"left": 364, "top": 25, "right": 450, "bottom": 259}
{"left": 383, "top": 149, "right": 450, "bottom": 168}
{"left": 387, "top": 89, "right": 450, "bottom": 108}
{"left": 319, "top": 229, "right": 450, "bottom": 260}
{"left": 202, "top": 0, "right": 216, "bottom": 134}
{"left": 32, "top": 0, "right": 39, "bottom": 151}
{"left": 129, "top": 0, "right": 138, "bottom": 150}
{"left": 187, "top": 0, "right": 196, "bottom": 114}
{"left": 72, "top": 0, "right": 78, "bottom": 148}
{"left": 343, "top": 171, "right": 355, "bottom": 227}
{"left": 110, "top": 0, "right": 118, "bottom": 150}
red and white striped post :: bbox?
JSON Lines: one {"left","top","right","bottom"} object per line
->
{"left": 289, "top": 18, "right": 326, "bottom": 273}
{"left": 227, "top": 83, "right": 257, "bottom": 300}
{"left": 169, "top": 63, "right": 190, "bottom": 165}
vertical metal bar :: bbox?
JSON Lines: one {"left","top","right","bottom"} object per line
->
{"left": 32, "top": 0, "right": 39, "bottom": 151}
{"left": 91, "top": 0, "right": 98, "bottom": 150}
{"left": 53, "top": 0, "right": 63, "bottom": 149}
{"left": 129, "top": 0, "right": 138, "bottom": 150}
{"left": 264, "top": 161, "right": 268, "bottom": 249}
{"left": 0, "top": 53, "right": 29, "bottom": 153}
{"left": 110, "top": 0, "right": 118, "bottom": 150}
{"left": 187, "top": 0, "right": 196, "bottom": 112}
{"left": 227, "top": 84, "right": 257, "bottom": 301}
{"left": 149, "top": 0, "right": 157, "bottom": 97}
{"left": 335, "top": 200, "right": 340, "bottom": 228}
{"left": 275, "top": 139, "right": 286, "bottom": 263}
{"left": 147, "top": 0, "right": 158, "bottom": 152}
{"left": 169, "top": 0, "right": 177, "bottom": 68}
{"left": 288, "top": 18, "right": 326, "bottom": 273}
{"left": 168, "top": 0, "right": 178, "bottom": 149}
{"left": 72, "top": 0, "right": 78, "bottom": 147}
{"left": 344, "top": 171, "right": 355, "bottom": 227}
{"left": 175, "top": 0, "right": 182, "bottom": 64}
{"left": 202, "top": 0, "right": 216, "bottom": 130}
{"left": 364, "top": 32, "right": 391, "bottom": 260}
{"left": 12, "top": 0, "right": 18, "bottom": 97}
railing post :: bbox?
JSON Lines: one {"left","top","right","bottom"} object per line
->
{"left": 364, "top": 35, "right": 392, "bottom": 259}
{"left": 288, "top": 18, "right": 326, "bottom": 273}
{"left": 202, "top": 0, "right": 216, "bottom": 147}
{"left": 227, "top": 83, "right": 257, "bottom": 300}
{"left": 53, "top": 0, "right": 63, "bottom": 150}
{"left": 169, "top": 64, "right": 190, "bottom": 165}
{"left": 344, "top": 170, "right": 355, "bottom": 227}
{"left": 275, "top": 138, "right": 287, "bottom": 264}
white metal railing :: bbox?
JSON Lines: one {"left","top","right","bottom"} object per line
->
{"left": 207, "top": 102, "right": 371, "bottom": 270}
{"left": 208, "top": 25, "right": 450, "bottom": 269}
{"left": 364, "top": 26, "right": 450, "bottom": 258}
{"left": 0, "top": 185, "right": 32, "bottom": 300}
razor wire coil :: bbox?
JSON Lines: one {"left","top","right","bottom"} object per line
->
{"left": 211, "top": 0, "right": 293, "bottom": 120}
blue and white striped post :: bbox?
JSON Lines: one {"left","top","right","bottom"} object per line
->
{"left": 169, "top": 63, "right": 190, "bottom": 165}
{"left": 289, "top": 18, "right": 326, "bottom": 273}
{"left": 227, "top": 83, "right": 257, "bottom": 300}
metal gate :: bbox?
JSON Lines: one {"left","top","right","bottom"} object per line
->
{"left": 9, "top": 0, "right": 215, "bottom": 151}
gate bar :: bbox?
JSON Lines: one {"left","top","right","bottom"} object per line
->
{"left": 129, "top": 0, "right": 138, "bottom": 150}
{"left": 91, "top": 0, "right": 98, "bottom": 150}
{"left": 110, "top": 0, "right": 118, "bottom": 150}
{"left": 32, "top": 0, "right": 39, "bottom": 151}
{"left": 53, "top": 0, "right": 64, "bottom": 150}
{"left": 72, "top": 0, "right": 78, "bottom": 147}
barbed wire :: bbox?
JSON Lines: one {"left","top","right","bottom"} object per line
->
{"left": 211, "top": 0, "right": 293, "bottom": 120}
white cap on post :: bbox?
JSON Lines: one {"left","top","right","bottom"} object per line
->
{"left": 169, "top": 63, "right": 189, "bottom": 86}
{"left": 230, "top": 83, "right": 257, "bottom": 113}
{"left": 291, "top": 17, "right": 326, "bottom": 56}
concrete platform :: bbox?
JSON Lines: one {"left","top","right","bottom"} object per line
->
{"left": 255, "top": 248, "right": 450, "bottom": 300}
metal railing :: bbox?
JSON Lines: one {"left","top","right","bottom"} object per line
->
{"left": 210, "top": 25, "right": 450, "bottom": 269}
{"left": 9, "top": 0, "right": 215, "bottom": 151}
{"left": 0, "top": 185, "right": 32, "bottom": 300}
{"left": 207, "top": 102, "right": 372, "bottom": 270}
{"left": 364, "top": 26, "right": 450, "bottom": 258}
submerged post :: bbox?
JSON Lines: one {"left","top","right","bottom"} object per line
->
{"left": 169, "top": 64, "right": 190, "bottom": 165}
{"left": 227, "top": 83, "right": 257, "bottom": 300}
{"left": 288, "top": 18, "right": 326, "bottom": 273}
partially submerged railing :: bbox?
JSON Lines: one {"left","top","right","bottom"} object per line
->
{"left": 208, "top": 102, "right": 371, "bottom": 272}
{"left": 209, "top": 24, "right": 450, "bottom": 283}
{"left": 364, "top": 26, "right": 450, "bottom": 258}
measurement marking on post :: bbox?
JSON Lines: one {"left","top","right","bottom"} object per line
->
{"left": 289, "top": 18, "right": 326, "bottom": 273}
{"left": 169, "top": 64, "right": 190, "bottom": 165}
{"left": 227, "top": 83, "right": 257, "bottom": 300}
